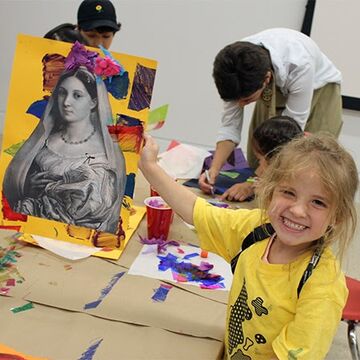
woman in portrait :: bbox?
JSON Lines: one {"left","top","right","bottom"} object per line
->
{"left": 3, "top": 65, "right": 126, "bottom": 234}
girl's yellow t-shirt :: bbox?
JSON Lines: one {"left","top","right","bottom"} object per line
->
{"left": 193, "top": 197, "right": 347, "bottom": 359}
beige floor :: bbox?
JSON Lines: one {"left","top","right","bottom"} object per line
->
{"left": 324, "top": 204, "right": 360, "bottom": 359}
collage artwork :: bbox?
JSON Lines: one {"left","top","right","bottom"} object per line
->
{"left": 0, "top": 34, "right": 157, "bottom": 259}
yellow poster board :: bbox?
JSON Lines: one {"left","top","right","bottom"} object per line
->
{"left": 0, "top": 35, "right": 157, "bottom": 256}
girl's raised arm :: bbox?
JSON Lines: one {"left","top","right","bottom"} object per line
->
{"left": 138, "top": 134, "right": 197, "bottom": 225}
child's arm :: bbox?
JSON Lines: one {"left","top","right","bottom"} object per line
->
{"left": 138, "top": 134, "right": 197, "bottom": 225}
{"left": 219, "top": 182, "right": 255, "bottom": 202}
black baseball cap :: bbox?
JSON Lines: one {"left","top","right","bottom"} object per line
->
{"left": 77, "top": 0, "right": 121, "bottom": 32}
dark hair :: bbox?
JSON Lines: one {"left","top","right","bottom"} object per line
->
{"left": 252, "top": 116, "right": 303, "bottom": 159}
{"left": 44, "top": 23, "right": 89, "bottom": 45}
{"left": 213, "top": 41, "right": 271, "bottom": 101}
{"left": 85, "top": 25, "right": 121, "bottom": 34}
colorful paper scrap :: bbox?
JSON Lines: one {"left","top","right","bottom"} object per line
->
{"left": 147, "top": 104, "right": 169, "bottom": 131}
{"left": 11, "top": 302, "right": 34, "bottom": 314}
{"left": 152, "top": 283, "right": 172, "bottom": 302}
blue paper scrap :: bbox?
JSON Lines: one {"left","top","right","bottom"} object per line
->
{"left": 84, "top": 271, "right": 125, "bottom": 310}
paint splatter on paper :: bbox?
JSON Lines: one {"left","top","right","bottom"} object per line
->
{"left": 128, "top": 64, "right": 156, "bottom": 111}
{"left": 108, "top": 114, "right": 144, "bottom": 154}
{"left": 84, "top": 272, "right": 125, "bottom": 310}
{"left": 128, "top": 244, "right": 232, "bottom": 290}
{"left": 1, "top": 193, "right": 27, "bottom": 222}
{"left": 3, "top": 141, "right": 26, "bottom": 157}
{"left": 42, "top": 53, "right": 66, "bottom": 92}
{"left": 0, "top": 239, "right": 25, "bottom": 293}
{"left": 78, "top": 339, "right": 103, "bottom": 360}
{"left": 158, "top": 253, "right": 225, "bottom": 288}
{"left": 104, "top": 71, "right": 129, "bottom": 99}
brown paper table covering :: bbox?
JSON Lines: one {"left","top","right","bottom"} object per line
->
{"left": 0, "top": 296, "right": 222, "bottom": 360}
{"left": 0, "top": 172, "right": 259, "bottom": 359}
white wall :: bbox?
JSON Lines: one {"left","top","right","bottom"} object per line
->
{"left": 311, "top": 0, "right": 360, "bottom": 99}
{"left": 0, "top": 0, "right": 359, "bottom": 165}
{"left": 0, "top": 0, "right": 306, "bottom": 149}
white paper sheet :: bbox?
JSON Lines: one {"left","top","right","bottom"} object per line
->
{"left": 128, "top": 243, "right": 233, "bottom": 290}
{"left": 33, "top": 235, "right": 102, "bottom": 260}
{"left": 158, "top": 144, "right": 211, "bottom": 179}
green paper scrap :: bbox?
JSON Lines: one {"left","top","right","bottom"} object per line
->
{"left": 148, "top": 104, "right": 169, "bottom": 129}
{"left": 4, "top": 140, "right": 26, "bottom": 157}
{"left": 148, "top": 104, "right": 168, "bottom": 124}
{"left": 219, "top": 171, "right": 240, "bottom": 179}
{"left": 11, "top": 302, "right": 34, "bottom": 313}
{"left": 246, "top": 177, "right": 256, "bottom": 183}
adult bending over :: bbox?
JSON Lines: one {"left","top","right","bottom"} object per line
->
{"left": 199, "top": 28, "right": 342, "bottom": 196}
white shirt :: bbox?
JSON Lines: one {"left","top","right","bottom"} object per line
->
{"left": 216, "top": 28, "right": 342, "bottom": 145}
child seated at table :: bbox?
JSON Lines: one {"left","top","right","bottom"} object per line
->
{"left": 219, "top": 115, "right": 303, "bottom": 202}
{"left": 139, "top": 132, "right": 358, "bottom": 359}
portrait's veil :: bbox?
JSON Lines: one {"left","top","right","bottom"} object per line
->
{"left": 3, "top": 43, "right": 127, "bottom": 233}
{"left": 3, "top": 90, "right": 56, "bottom": 208}
{"left": 95, "top": 73, "right": 127, "bottom": 228}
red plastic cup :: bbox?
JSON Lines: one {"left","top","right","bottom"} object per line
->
{"left": 150, "top": 184, "right": 175, "bottom": 223}
{"left": 151, "top": 177, "right": 177, "bottom": 197}
{"left": 144, "top": 196, "right": 173, "bottom": 240}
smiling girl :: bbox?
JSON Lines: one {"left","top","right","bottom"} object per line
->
{"left": 139, "top": 132, "right": 358, "bottom": 359}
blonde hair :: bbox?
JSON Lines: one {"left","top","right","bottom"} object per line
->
{"left": 256, "top": 133, "right": 358, "bottom": 261}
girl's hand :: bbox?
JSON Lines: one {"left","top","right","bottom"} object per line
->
{"left": 138, "top": 133, "right": 197, "bottom": 225}
{"left": 219, "top": 182, "right": 255, "bottom": 202}
{"left": 138, "top": 133, "right": 159, "bottom": 171}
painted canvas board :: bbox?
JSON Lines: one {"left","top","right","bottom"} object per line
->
{"left": 0, "top": 35, "right": 157, "bottom": 251}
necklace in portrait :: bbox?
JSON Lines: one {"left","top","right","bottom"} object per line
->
{"left": 61, "top": 126, "right": 96, "bottom": 145}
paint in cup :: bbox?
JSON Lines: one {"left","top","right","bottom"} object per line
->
{"left": 144, "top": 196, "right": 173, "bottom": 240}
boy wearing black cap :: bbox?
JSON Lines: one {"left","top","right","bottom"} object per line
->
{"left": 77, "top": 0, "right": 121, "bottom": 49}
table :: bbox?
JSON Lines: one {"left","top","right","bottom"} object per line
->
{"left": 0, "top": 172, "right": 257, "bottom": 360}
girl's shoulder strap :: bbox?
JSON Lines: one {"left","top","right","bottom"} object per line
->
{"left": 296, "top": 246, "right": 323, "bottom": 297}
{"left": 230, "top": 223, "right": 323, "bottom": 298}
{"left": 230, "top": 223, "right": 275, "bottom": 273}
